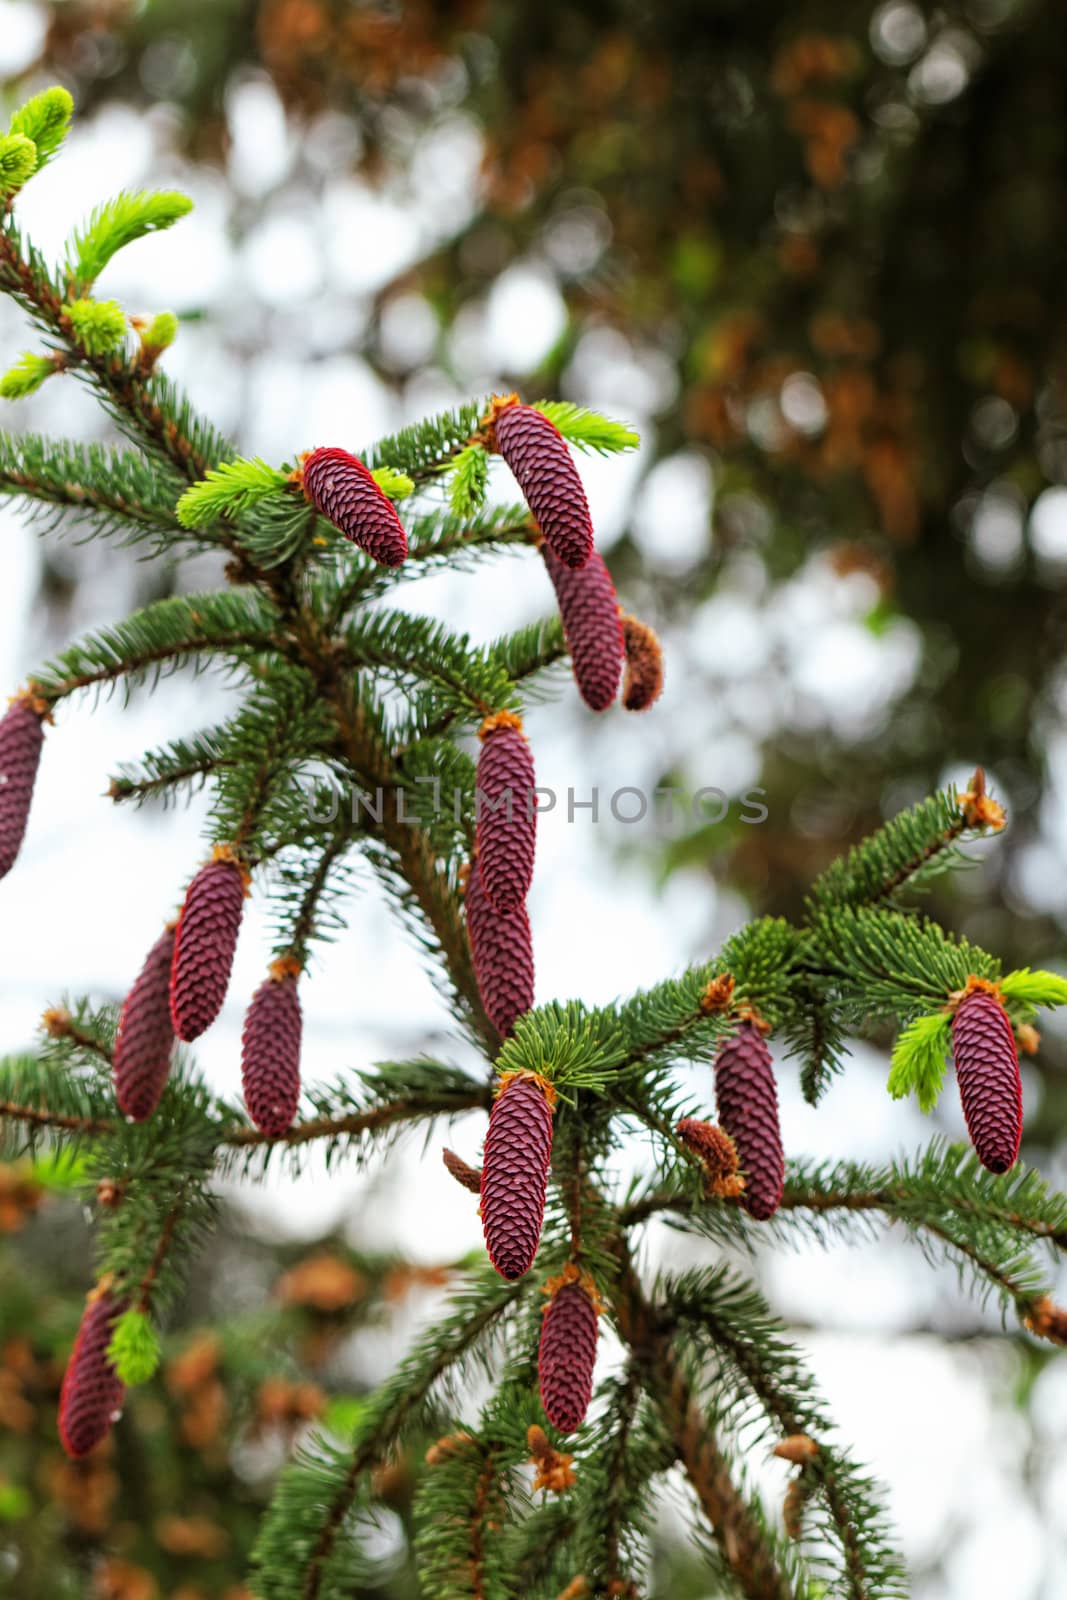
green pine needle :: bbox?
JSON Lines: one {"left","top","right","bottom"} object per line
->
{"left": 887, "top": 1011, "right": 952, "bottom": 1112}
{"left": 176, "top": 458, "right": 292, "bottom": 527}
{"left": 533, "top": 399, "right": 640, "bottom": 455}
{"left": 66, "top": 190, "right": 194, "bottom": 290}
{"left": 369, "top": 463, "right": 415, "bottom": 501}
{"left": 999, "top": 968, "right": 1067, "bottom": 1009}
{"left": 67, "top": 298, "right": 127, "bottom": 355}
{"left": 0, "top": 352, "right": 58, "bottom": 400}
{"left": 107, "top": 1307, "right": 161, "bottom": 1386}
{"left": 9, "top": 86, "right": 73, "bottom": 173}
{"left": 448, "top": 442, "right": 490, "bottom": 515}
{"left": 0, "top": 134, "right": 37, "bottom": 198}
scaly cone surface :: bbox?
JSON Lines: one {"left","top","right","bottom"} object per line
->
{"left": 0, "top": 693, "right": 45, "bottom": 879}
{"left": 713, "top": 1020, "right": 785, "bottom": 1220}
{"left": 58, "top": 1288, "right": 126, "bottom": 1459}
{"left": 540, "top": 543, "right": 625, "bottom": 711}
{"left": 491, "top": 398, "right": 594, "bottom": 569}
{"left": 300, "top": 446, "right": 408, "bottom": 566}
{"left": 475, "top": 711, "right": 537, "bottom": 914}
{"left": 170, "top": 851, "right": 248, "bottom": 1043}
{"left": 113, "top": 922, "right": 177, "bottom": 1121}
{"left": 538, "top": 1267, "right": 599, "bottom": 1435}
{"left": 465, "top": 855, "right": 534, "bottom": 1038}
{"left": 481, "top": 1072, "right": 554, "bottom": 1279}
{"left": 241, "top": 960, "right": 303, "bottom": 1138}
{"left": 951, "top": 986, "right": 1023, "bottom": 1173}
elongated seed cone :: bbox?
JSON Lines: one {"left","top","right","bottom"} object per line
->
{"left": 538, "top": 1272, "right": 599, "bottom": 1434}
{"left": 58, "top": 1289, "right": 126, "bottom": 1458}
{"left": 241, "top": 962, "right": 303, "bottom": 1138}
{"left": 713, "top": 1022, "right": 785, "bottom": 1220}
{"left": 170, "top": 855, "right": 247, "bottom": 1042}
{"left": 476, "top": 715, "right": 536, "bottom": 914}
{"left": 621, "top": 614, "right": 664, "bottom": 712}
{"left": 300, "top": 447, "right": 407, "bottom": 566}
{"left": 0, "top": 695, "right": 45, "bottom": 879}
{"left": 541, "top": 544, "right": 624, "bottom": 711}
{"left": 465, "top": 856, "right": 534, "bottom": 1038}
{"left": 113, "top": 923, "right": 176, "bottom": 1121}
{"left": 481, "top": 1073, "right": 554, "bottom": 1279}
{"left": 951, "top": 988, "right": 1022, "bottom": 1173}
{"left": 492, "top": 401, "right": 594, "bottom": 569}
{"left": 442, "top": 1147, "right": 482, "bottom": 1194}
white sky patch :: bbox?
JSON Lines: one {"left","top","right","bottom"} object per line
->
{"left": 632, "top": 450, "right": 713, "bottom": 573}
{"left": 226, "top": 75, "right": 293, "bottom": 198}
{"left": 485, "top": 263, "right": 568, "bottom": 374}
{"left": 0, "top": 3, "right": 46, "bottom": 76}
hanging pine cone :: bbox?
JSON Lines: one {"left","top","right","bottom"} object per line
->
{"left": 620, "top": 614, "right": 665, "bottom": 712}
{"left": 442, "top": 1147, "right": 482, "bottom": 1194}
{"left": 713, "top": 1020, "right": 785, "bottom": 1221}
{"left": 540, "top": 543, "right": 625, "bottom": 711}
{"left": 538, "top": 1265, "right": 599, "bottom": 1435}
{"left": 58, "top": 1287, "right": 126, "bottom": 1458}
{"left": 170, "top": 848, "right": 248, "bottom": 1043}
{"left": 488, "top": 397, "right": 594, "bottom": 569}
{"left": 951, "top": 985, "right": 1023, "bottom": 1173}
{"left": 241, "top": 958, "right": 303, "bottom": 1138}
{"left": 113, "top": 922, "right": 177, "bottom": 1121}
{"left": 475, "top": 711, "right": 536, "bottom": 914}
{"left": 481, "top": 1071, "right": 554, "bottom": 1279}
{"left": 465, "top": 854, "right": 534, "bottom": 1038}
{"left": 0, "top": 692, "right": 46, "bottom": 880}
{"left": 299, "top": 447, "right": 408, "bottom": 567}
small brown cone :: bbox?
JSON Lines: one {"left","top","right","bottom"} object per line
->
{"left": 58, "top": 1288, "right": 126, "bottom": 1458}
{"left": 538, "top": 1265, "right": 599, "bottom": 1435}
{"left": 241, "top": 959, "right": 302, "bottom": 1138}
{"left": 676, "top": 1118, "right": 745, "bottom": 1198}
{"left": 170, "top": 851, "right": 248, "bottom": 1042}
{"left": 0, "top": 693, "right": 46, "bottom": 880}
{"left": 299, "top": 447, "right": 407, "bottom": 566}
{"left": 113, "top": 923, "right": 177, "bottom": 1121}
{"left": 480, "top": 1072, "right": 554, "bottom": 1279}
{"left": 713, "top": 1020, "right": 785, "bottom": 1220}
{"left": 442, "top": 1148, "right": 482, "bottom": 1194}
{"left": 620, "top": 614, "right": 664, "bottom": 711}
{"left": 951, "top": 986, "right": 1022, "bottom": 1173}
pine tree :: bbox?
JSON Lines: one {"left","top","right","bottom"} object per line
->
{"left": 3, "top": 91, "right": 1067, "bottom": 1599}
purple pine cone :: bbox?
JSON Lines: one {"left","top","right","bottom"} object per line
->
{"left": 481, "top": 1072, "right": 554, "bottom": 1279}
{"left": 114, "top": 923, "right": 177, "bottom": 1121}
{"left": 541, "top": 544, "right": 624, "bottom": 711}
{"left": 0, "top": 695, "right": 45, "bottom": 879}
{"left": 241, "top": 962, "right": 303, "bottom": 1138}
{"left": 170, "top": 853, "right": 247, "bottom": 1042}
{"left": 491, "top": 400, "right": 594, "bottom": 570}
{"left": 476, "top": 714, "right": 536, "bottom": 914}
{"left": 58, "top": 1289, "right": 126, "bottom": 1458}
{"left": 714, "top": 1021, "right": 785, "bottom": 1221}
{"left": 538, "top": 1272, "right": 599, "bottom": 1434}
{"left": 465, "top": 855, "right": 534, "bottom": 1038}
{"left": 300, "top": 447, "right": 407, "bottom": 566}
{"left": 951, "top": 988, "right": 1023, "bottom": 1174}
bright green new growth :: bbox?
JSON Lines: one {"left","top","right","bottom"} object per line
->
{"left": 887, "top": 1011, "right": 952, "bottom": 1112}
{"left": 107, "top": 1306, "right": 162, "bottom": 1385}
{"left": 534, "top": 398, "right": 641, "bottom": 454}
{"left": 0, "top": 134, "right": 37, "bottom": 198}
{"left": 140, "top": 310, "right": 179, "bottom": 351}
{"left": 369, "top": 462, "right": 416, "bottom": 500}
{"left": 8, "top": 85, "right": 73, "bottom": 173}
{"left": 0, "top": 351, "right": 59, "bottom": 400}
{"left": 448, "top": 440, "right": 490, "bottom": 514}
{"left": 65, "top": 189, "right": 194, "bottom": 290}
{"left": 5, "top": 81, "right": 1067, "bottom": 1600}
{"left": 175, "top": 456, "right": 291, "bottom": 526}
{"left": 66, "top": 298, "right": 128, "bottom": 355}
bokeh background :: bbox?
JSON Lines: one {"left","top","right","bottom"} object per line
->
{"left": 2, "top": 1, "right": 1067, "bottom": 1595}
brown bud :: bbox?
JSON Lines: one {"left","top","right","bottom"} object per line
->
{"left": 773, "top": 1433, "right": 820, "bottom": 1465}
{"left": 442, "top": 1147, "right": 482, "bottom": 1194}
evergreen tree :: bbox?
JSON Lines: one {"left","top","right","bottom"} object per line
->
{"left": 2, "top": 90, "right": 1067, "bottom": 1599}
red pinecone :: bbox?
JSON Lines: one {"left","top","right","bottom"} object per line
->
{"left": 170, "top": 851, "right": 248, "bottom": 1042}
{"left": 621, "top": 614, "right": 665, "bottom": 712}
{"left": 481, "top": 1072, "right": 554, "bottom": 1279}
{"left": 475, "top": 713, "right": 536, "bottom": 914}
{"left": 300, "top": 447, "right": 408, "bottom": 566}
{"left": 465, "top": 855, "right": 534, "bottom": 1038}
{"left": 541, "top": 544, "right": 624, "bottom": 711}
{"left": 0, "top": 694, "right": 45, "bottom": 879}
{"left": 713, "top": 1021, "right": 785, "bottom": 1221}
{"left": 241, "top": 960, "right": 303, "bottom": 1138}
{"left": 490, "top": 399, "right": 594, "bottom": 569}
{"left": 113, "top": 923, "right": 177, "bottom": 1121}
{"left": 951, "top": 987, "right": 1023, "bottom": 1173}
{"left": 58, "top": 1288, "right": 126, "bottom": 1458}
{"left": 538, "top": 1269, "right": 599, "bottom": 1434}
